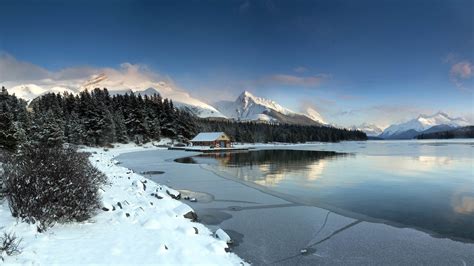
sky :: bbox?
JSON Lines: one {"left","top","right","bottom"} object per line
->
{"left": 0, "top": 0, "right": 473, "bottom": 128}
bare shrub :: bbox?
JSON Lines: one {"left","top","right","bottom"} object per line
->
{"left": 0, "top": 232, "right": 21, "bottom": 261}
{"left": 4, "top": 144, "right": 106, "bottom": 229}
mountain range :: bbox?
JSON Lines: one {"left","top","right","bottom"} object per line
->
{"left": 5, "top": 80, "right": 471, "bottom": 136}
{"left": 350, "top": 123, "right": 383, "bottom": 137}
{"left": 378, "top": 112, "right": 470, "bottom": 139}
{"left": 6, "top": 81, "right": 325, "bottom": 125}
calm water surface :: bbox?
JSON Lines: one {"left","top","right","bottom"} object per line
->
{"left": 176, "top": 141, "right": 474, "bottom": 242}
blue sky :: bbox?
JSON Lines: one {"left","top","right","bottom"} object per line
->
{"left": 0, "top": 0, "right": 473, "bottom": 127}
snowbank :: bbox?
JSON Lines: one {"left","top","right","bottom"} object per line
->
{"left": 0, "top": 141, "right": 246, "bottom": 265}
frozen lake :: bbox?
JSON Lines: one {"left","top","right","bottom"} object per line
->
{"left": 177, "top": 141, "right": 474, "bottom": 241}
{"left": 118, "top": 140, "right": 474, "bottom": 265}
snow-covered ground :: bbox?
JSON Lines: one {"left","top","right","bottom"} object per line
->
{"left": 0, "top": 142, "right": 245, "bottom": 265}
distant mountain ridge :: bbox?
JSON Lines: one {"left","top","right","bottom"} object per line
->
{"left": 351, "top": 123, "right": 383, "bottom": 137}
{"left": 379, "top": 112, "right": 470, "bottom": 139}
{"left": 215, "top": 91, "right": 325, "bottom": 125}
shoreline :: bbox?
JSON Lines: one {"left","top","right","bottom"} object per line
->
{"left": 0, "top": 142, "right": 246, "bottom": 265}
{"left": 117, "top": 145, "right": 474, "bottom": 265}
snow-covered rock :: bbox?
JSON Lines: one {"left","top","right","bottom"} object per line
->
{"left": 214, "top": 228, "right": 233, "bottom": 244}
{"left": 165, "top": 187, "right": 181, "bottom": 199}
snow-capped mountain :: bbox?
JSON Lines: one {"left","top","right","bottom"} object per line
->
{"left": 79, "top": 74, "right": 225, "bottom": 118}
{"left": 215, "top": 91, "right": 324, "bottom": 125}
{"left": 351, "top": 123, "right": 383, "bottom": 137}
{"left": 9, "top": 84, "right": 76, "bottom": 102}
{"left": 8, "top": 74, "right": 225, "bottom": 118}
{"left": 304, "top": 107, "right": 326, "bottom": 124}
{"left": 379, "top": 112, "right": 470, "bottom": 139}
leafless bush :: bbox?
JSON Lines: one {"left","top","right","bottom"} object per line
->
{"left": 3, "top": 144, "right": 106, "bottom": 230}
{"left": 0, "top": 232, "right": 21, "bottom": 261}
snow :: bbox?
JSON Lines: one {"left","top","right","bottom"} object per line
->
{"left": 214, "top": 228, "right": 232, "bottom": 244}
{"left": 380, "top": 112, "right": 469, "bottom": 137}
{"left": 9, "top": 84, "right": 47, "bottom": 101}
{"left": 0, "top": 141, "right": 245, "bottom": 265}
{"left": 8, "top": 84, "right": 76, "bottom": 102}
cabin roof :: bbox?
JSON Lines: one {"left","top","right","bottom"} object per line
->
{"left": 190, "top": 132, "right": 227, "bottom": 142}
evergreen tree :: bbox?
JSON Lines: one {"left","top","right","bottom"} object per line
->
{"left": 0, "top": 109, "right": 19, "bottom": 151}
{"left": 30, "top": 110, "right": 65, "bottom": 147}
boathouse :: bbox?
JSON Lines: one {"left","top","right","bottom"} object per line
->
{"left": 190, "top": 132, "right": 232, "bottom": 148}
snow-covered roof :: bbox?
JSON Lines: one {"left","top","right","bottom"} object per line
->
{"left": 191, "top": 132, "right": 227, "bottom": 142}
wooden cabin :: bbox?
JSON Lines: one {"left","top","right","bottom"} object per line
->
{"left": 190, "top": 132, "right": 232, "bottom": 148}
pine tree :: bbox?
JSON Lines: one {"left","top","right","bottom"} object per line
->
{"left": 30, "top": 110, "right": 65, "bottom": 147}
{"left": 0, "top": 109, "right": 19, "bottom": 151}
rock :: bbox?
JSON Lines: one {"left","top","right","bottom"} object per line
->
{"left": 183, "top": 196, "right": 190, "bottom": 200}
{"left": 132, "top": 180, "right": 145, "bottom": 191}
{"left": 166, "top": 188, "right": 181, "bottom": 199}
{"left": 117, "top": 202, "right": 123, "bottom": 209}
{"left": 173, "top": 204, "right": 197, "bottom": 221}
{"left": 125, "top": 213, "right": 130, "bottom": 217}
{"left": 214, "top": 228, "right": 233, "bottom": 244}
{"left": 193, "top": 227, "right": 199, "bottom": 234}
{"left": 150, "top": 193, "right": 163, "bottom": 199}
{"left": 183, "top": 211, "right": 198, "bottom": 222}
{"left": 102, "top": 202, "right": 115, "bottom": 211}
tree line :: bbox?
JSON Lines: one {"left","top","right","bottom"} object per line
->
{"left": 198, "top": 119, "right": 367, "bottom": 143}
{"left": 0, "top": 87, "right": 197, "bottom": 150}
{"left": 0, "top": 86, "right": 366, "bottom": 151}
{"left": 416, "top": 126, "right": 474, "bottom": 139}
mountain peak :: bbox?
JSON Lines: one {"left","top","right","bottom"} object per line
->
{"left": 215, "top": 91, "right": 323, "bottom": 125}
{"left": 238, "top": 90, "right": 255, "bottom": 100}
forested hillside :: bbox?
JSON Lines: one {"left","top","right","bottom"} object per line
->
{"left": 0, "top": 87, "right": 366, "bottom": 150}
{"left": 416, "top": 126, "right": 474, "bottom": 139}
{"left": 198, "top": 119, "right": 366, "bottom": 143}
